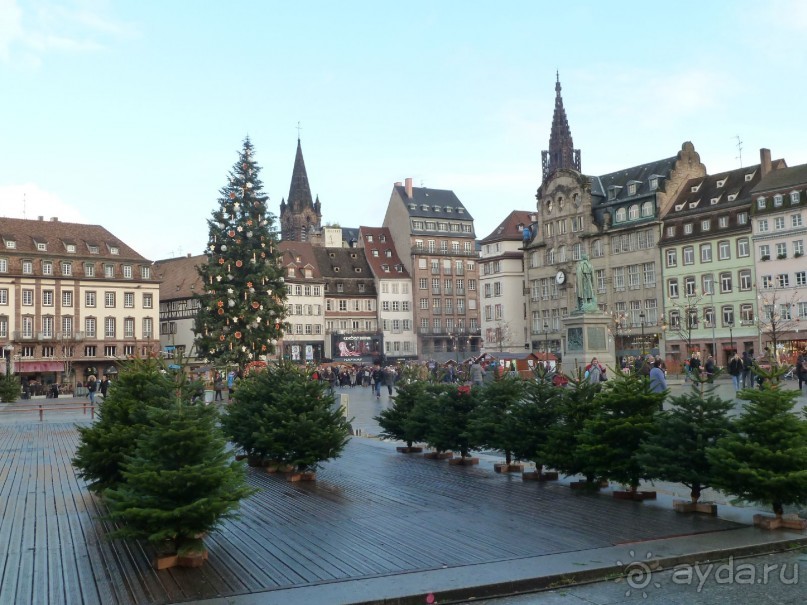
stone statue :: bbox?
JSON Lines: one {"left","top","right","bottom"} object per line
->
{"left": 576, "top": 254, "right": 597, "bottom": 312}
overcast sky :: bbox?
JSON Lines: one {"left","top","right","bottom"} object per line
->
{"left": 2, "top": 0, "right": 806, "bottom": 261}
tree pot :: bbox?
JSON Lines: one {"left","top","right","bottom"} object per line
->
{"left": 448, "top": 456, "right": 479, "bottom": 466}
{"left": 423, "top": 451, "right": 454, "bottom": 460}
{"left": 494, "top": 463, "right": 525, "bottom": 473}
{"left": 613, "top": 490, "right": 657, "bottom": 501}
{"left": 153, "top": 548, "right": 209, "bottom": 570}
{"left": 522, "top": 470, "right": 559, "bottom": 481}
{"left": 284, "top": 471, "right": 317, "bottom": 482}
{"left": 753, "top": 514, "right": 807, "bottom": 530}
{"left": 396, "top": 446, "right": 424, "bottom": 453}
{"left": 673, "top": 500, "right": 718, "bottom": 515}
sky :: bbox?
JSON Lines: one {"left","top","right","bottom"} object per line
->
{"left": 2, "top": 0, "right": 807, "bottom": 262}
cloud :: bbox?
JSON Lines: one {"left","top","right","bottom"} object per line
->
{"left": 0, "top": 0, "right": 135, "bottom": 65}
{"left": 0, "top": 183, "right": 89, "bottom": 224}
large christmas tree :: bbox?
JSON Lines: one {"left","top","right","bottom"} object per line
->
{"left": 194, "top": 138, "right": 287, "bottom": 368}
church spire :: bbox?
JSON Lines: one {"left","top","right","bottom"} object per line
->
{"left": 287, "top": 137, "right": 314, "bottom": 212}
{"left": 541, "top": 73, "right": 581, "bottom": 181}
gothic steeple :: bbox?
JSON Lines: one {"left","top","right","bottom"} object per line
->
{"left": 541, "top": 72, "right": 581, "bottom": 181}
{"left": 280, "top": 136, "right": 323, "bottom": 241}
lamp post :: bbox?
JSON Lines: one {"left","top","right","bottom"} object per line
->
{"left": 639, "top": 312, "right": 646, "bottom": 355}
{"left": 543, "top": 321, "right": 550, "bottom": 358}
{"left": 728, "top": 321, "right": 734, "bottom": 354}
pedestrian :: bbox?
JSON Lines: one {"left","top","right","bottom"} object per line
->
{"left": 728, "top": 352, "right": 743, "bottom": 393}
{"left": 796, "top": 351, "right": 807, "bottom": 391}
{"left": 86, "top": 375, "right": 97, "bottom": 404}
{"left": 469, "top": 359, "right": 485, "bottom": 386}
{"left": 689, "top": 352, "right": 701, "bottom": 377}
{"left": 648, "top": 358, "right": 668, "bottom": 394}
{"left": 704, "top": 355, "right": 716, "bottom": 383}
{"left": 372, "top": 364, "right": 384, "bottom": 399}
{"left": 99, "top": 375, "right": 109, "bottom": 399}
{"left": 382, "top": 366, "right": 395, "bottom": 396}
{"left": 584, "top": 357, "right": 604, "bottom": 384}
{"left": 213, "top": 373, "right": 224, "bottom": 401}
{"left": 741, "top": 351, "right": 753, "bottom": 388}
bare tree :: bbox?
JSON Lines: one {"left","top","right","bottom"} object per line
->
{"left": 664, "top": 290, "right": 709, "bottom": 359}
{"left": 490, "top": 319, "right": 513, "bottom": 353}
{"left": 756, "top": 289, "right": 801, "bottom": 366}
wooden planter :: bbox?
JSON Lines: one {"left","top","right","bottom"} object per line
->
{"left": 423, "top": 451, "right": 454, "bottom": 460}
{"left": 448, "top": 456, "right": 479, "bottom": 466}
{"left": 522, "top": 470, "right": 559, "bottom": 481}
{"left": 569, "top": 480, "right": 609, "bottom": 491}
{"left": 265, "top": 462, "right": 294, "bottom": 473}
{"left": 283, "top": 470, "right": 317, "bottom": 482}
{"left": 673, "top": 500, "right": 718, "bottom": 515}
{"left": 396, "top": 446, "right": 424, "bottom": 454}
{"left": 494, "top": 463, "right": 525, "bottom": 473}
{"left": 753, "top": 514, "right": 807, "bottom": 530}
{"left": 613, "top": 490, "right": 657, "bottom": 501}
{"left": 154, "top": 548, "right": 209, "bottom": 570}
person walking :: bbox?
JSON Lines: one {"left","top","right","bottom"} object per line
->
{"left": 741, "top": 351, "right": 753, "bottom": 389}
{"left": 704, "top": 355, "right": 716, "bottom": 383}
{"left": 372, "top": 364, "right": 384, "bottom": 399}
{"left": 469, "top": 359, "right": 486, "bottom": 386}
{"left": 99, "top": 375, "right": 110, "bottom": 399}
{"left": 649, "top": 358, "right": 668, "bottom": 411}
{"left": 728, "top": 352, "right": 743, "bottom": 393}
{"left": 86, "top": 375, "right": 97, "bottom": 405}
{"left": 213, "top": 373, "right": 224, "bottom": 401}
{"left": 796, "top": 351, "right": 807, "bottom": 392}
{"left": 585, "top": 357, "right": 604, "bottom": 384}
{"left": 689, "top": 352, "right": 702, "bottom": 377}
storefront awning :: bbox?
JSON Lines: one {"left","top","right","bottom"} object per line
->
{"left": 15, "top": 361, "right": 65, "bottom": 373}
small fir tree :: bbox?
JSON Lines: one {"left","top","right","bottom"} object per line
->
{"left": 578, "top": 370, "right": 664, "bottom": 492}
{"left": 105, "top": 401, "right": 254, "bottom": 557}
{"left": 194, "top": 138, "right": 287, "bottom": 369}
{"left": 376, "top": 370, "right": 430, "bottom": 448}
{"left": 509, "top": 369, "right": 563, "bottom": 475}
{"left": 707, "top": 367, "right": 807, "bottom": 517}
{"left": 73, "top": 357, "right": 184, "bottom": 492}
{"left": 469, "top": 374, "right": 527, "bottom": 465}
{"left": 543, "top": 369, "right": 601, "bottom": 483}
{"left": 420, "top": 383, "right": 481, "bottom": 458}
{"left": 638, "top": 378, "right": 734, "bottom": 503}
{"left": 0, "top": 374, "right": 18, "bottom": 403}
{"left": 222, "top": 362, "right": 351, "bottom": 472}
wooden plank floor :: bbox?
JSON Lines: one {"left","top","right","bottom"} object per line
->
{"left": 0, "top": 413, "right": 743, "bottom": 605}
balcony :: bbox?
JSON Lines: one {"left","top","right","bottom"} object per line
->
{"left": 411, "top": 247, "right": 478, "bottom": 258}
{"left": 456, "top": 288, "right": 465, "bottom": 296}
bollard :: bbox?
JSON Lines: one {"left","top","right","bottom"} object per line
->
{"left": 39, "top": 404, "right": 43, "bottom": 422}
{"left": 91, "top": 405, "right": 95, "bottom": 419}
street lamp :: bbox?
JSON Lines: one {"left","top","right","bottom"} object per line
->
{"left": 543, "top": 321, "right": 550, "bottom": 358}
{"left": 639, "top": 312, "right": 646, "bottom": 355}
{"left": 728, "top": 320, "right": 734, "bottom": 354}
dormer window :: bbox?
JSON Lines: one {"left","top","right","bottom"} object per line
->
{"left": 4, "top": 239, "right": 16, "bottom": 249}
{"left": 379, "top": 234, "right": 386, "bottom": 242}
{"left": 445, "top": 207, "right": 453, "bottom": 213}
{"left": 354, "top": 267, "right": 362, "bottom": 273}
{"left": 287, "top": 267, "right": 295, "bottom": 277}
{"left": 791, "top": 191, "right": 800, "bottom": 204}
{"left": 744, "top": 172, "right": 755, "bottom": 182}
{"left": 710, "top": 197, "right": 720, "bottom": 205}
{"left": 688, "top": 201, "right": 699, "bottom": 209}
{"left": 607, "top": 186, "right": 621, "bottom": 200}
{"left": 381, "top": 264, "right": 390, "bottom": 272}
{"left": 358, "top": 283, "right": 365, "bottom": 293}
{"left": 366, "top": 235, "right": 373, "bottom": 242}
{"left": 66, "top": 244, "right": 75, "bottom": 253}
{"left": 110, "top": 246, "right": 119, "bottom": 255}
{"left": 396, "top": 264, "right": 403, "bottom": 272}
{"left": 36, "top": 242, "right": 47, "bottom": 251}
{"left": 716, "top": 178, "right": 726, "bottom": 188}
{"left": 421, "top": 204, "right": 429, "bottom": 211}
{"left": 372, "top": 250, "right": 379, "bottom": 257}
{"left": 408, "top": 203, "right": 416, "bottom": 210}
{"left": 649, "top": 177, "right": 659, "bottom": 190}
{"left": 385, "top": 250, "right": 392, "bottom": 257}
{"left": 433, "top": 206, "right": 441, "bottom": 212}
{"left": 757, "top": 197, "right": 766, "bottom": 209}
{"left": 690, "top": 183, "right": 701, "bottom": 193}
{"left": 336, "top": 283, "right": 344, "bottom": 292}
{"left": 674, "top": 203, "right": 685, "bottom": 211}
{"left": 457, "top": 208, "right": 465, "bottom": 214}
{"left": 88, "top": 245, "right": 99, "bottom": 254}
{"left": 727, "top": 194, "right": 737, "bottom": 202}
{"left": 304, "top": 268, "right": 312, "bottom": 278}
{"left": 773, "top": 194, "right": 783, "bottom": 207}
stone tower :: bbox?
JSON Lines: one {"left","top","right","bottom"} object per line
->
{"left": 279, "top": 138, "right": 322, "bottom": 241}
{"left": 541, "top": 73, "right": 581, "bottom": 182}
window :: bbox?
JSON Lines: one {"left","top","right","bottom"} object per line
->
{"left": 737, "top": 211, "right": 748, "bottom": 225}
{"left": 628, "top": 205, "right": 639, "bottom": 220}
{"left": 85, "top": 291, "right": 96, "bottom": 307}
{"left": 592, "top": 239, "right": 603, "bottom": 257}
{"left": 0, "top": 258, "right": 6, "bottom": 273}
{"left": 720, "top": 272, "right": 732, "bottom": 293}
{"left": 143, "top": 293, "right": 153, "bottom": 308}
{"left": 666, "top": 226, "right": 675, "bottom": 237}
{"left": 718, "top": 216, "right": 729, "bottom": 228}
{"left": 85, "top": 263, "right": 95, "bottom": 277}
{"left": 718, "top": 240, "right": 730, "bottom": 260}
{"left": 702, "top": 273, "right": 714, "bottom": 295}
{"left": 641, "top": 201, "right": 653, "bottom": 217}
{"left": 22, "top": 260, "right": 33, "bottom": 274}
{"left": 42, "top": 290, "right": 54, "bottom": 306}
{"left": 628, "top": 265, "right": 641, "bottom": 289}
{"left": 42, "top": 260, "right": 53, "bottom": 275}
{"left": 0, "top": 315, "right": 6, "bottom": 338}
{"left": 338, "top": 300, "right": 347, "bottom": 311}
{"left": 124, "top": 318, "right": 134, "bottom": 338}
{"left": 105, "top": 292, "right": 115, "bottom": 307}
{"left": 793, "top": 214, "right": 804, "bottom": 228}
{"left": 141, "top": 266, "right": 151, "bottom": 279}
{"left": 774, "top": 194, "right": 783, "bottom": 207}
{"left": 701, "top": 219, "right": 711, "bottom": 231}
{"left": 759, "top": 244, "right": 770, "bottom": 260}
{"left": 105, "top": 318, "right": 116, "bottom": 338}
{"left": 737, "top": 238, "right": 749, "bottom": 257}
{"left": 700, "top": 243, "right": 712, "bottom": 263}
{"left": 739, "top": 270, "right": 752, "bottom": 291}
{"left": 685, "top": 276, "right": 696, "bottom": 296}
{"left": 684, "top": 223, "right": 693, "bottom": 235}
{"left": 123, "top": 265, "right": 132, "bottom": 279}
{"left": 683, "top": 246, "right": 694, "bottom": 265}
{"left": 757, "top": 197, "right": 766, "bottom": 209}
{"left": 143, "top": 317, "right": 153, "bottom": 338}
{"left": 740, "top": 304, "right": 754, "bottom": 325}
{"left": 758, "top": 219, "right": 769, "bottom": 232}
{"left": 613, "top": 267, "right": 625, "bottom": 291}
{"left": 703, "top": 307, "right": 715, "bottom": 328}
{"left": 124, "top": 292, "right": 134, "bottom": 308}
{"left": 61, "top": 316, "right": 73, "bottom": 336}
{"left": 794, "top": 240, "right": 805, "bottom": 256}
{"left": 61, "top": 290, "right": 72, "bottom": 307}
{"left": 761, "top": 275, "right": 773, "bottom": 289}
{"left": 666, "top": 249, "right": 677, "bottom": 267}
{"left": 774, "top": 216, "right": 785, "bottom": 230}
{"left": 777, "top": 274, "right": 790, "bottom": 288}
{"left": 791, "top": 191, "right": 801, "bottom": 204}
{"left": 0, "top": 289, "right": 6, "bottom": 305}
{"left": 85, "top": 317, "right": 96, "bottom": 338}
{"left": 776, "top": 242, "right": 787, "bottom": 258}
{"left": 22, "top": 289, "right": 33, "bottom": 306}
{"left": 615, "top": 208, "right": 626, "bottom": 222}
{"left": 796, "top": 271, "right": 806, "bottom": 287}
{"left": 668, "top": 278, "right": 679, "bottom": 298}
{"left": 596, "top": 269, "right": 606, "bottom": 292}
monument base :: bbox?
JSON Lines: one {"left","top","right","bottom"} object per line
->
{"left": 561, "top": 312, "right": 616, "bottom": 378}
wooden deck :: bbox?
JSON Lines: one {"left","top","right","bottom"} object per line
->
{"left": 0, "top": 409, "right": 743, "bottom": 605}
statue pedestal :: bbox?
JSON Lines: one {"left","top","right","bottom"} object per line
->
{"left": 561, "top": 312, "right": 616, "bottom": 377}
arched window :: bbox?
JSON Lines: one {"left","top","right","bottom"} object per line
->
{"left": 615, "top": 207, "right": 627, "bottom": 222}
{"left": 546, "top": 248, "right": 555, "bottom": 265}
{"left": 641, "top": 201, "right": 653, "bottom": 217}
{"left": 558, "top": 245, "right": 567, "bottom": 262}
{"left": 628, "top": 205, "right": 639, "bottom": 220}
{"left": 592, "top": 239, "right": 603, "bottom": 257}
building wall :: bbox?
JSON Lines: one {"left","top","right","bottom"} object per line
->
{"left": 480, "top": 240, "right": 528, "bottom": 352}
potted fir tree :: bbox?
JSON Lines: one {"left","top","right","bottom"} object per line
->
{"left": 638, "top": 376, "right": 734, "bottom": 514}
{"left": 707, "top": 366, "right": 807, "bottom": 529}
{"left": 470, "top": 373, "right": 527, "bottom": 472}
{"left": 376, "top": 368, "right": 428, "bottom": 453}
{"left": 512, "top": 370, "right": 563, "bottom": 480}
{"left": 422, "top": 383, "right": 482, "bottom": 465}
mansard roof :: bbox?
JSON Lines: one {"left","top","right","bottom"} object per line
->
{"left": 311, "top": 246, "right": 378, "bottom": 296}
{"left": 664, "top": 164, "right": 762, "bottom": 219}
{"left": 751, "top": 162, "right": 807, "bottom": 195}
{"left": 279, "top": 240, "right": 323, "bottom": 280}
{"left": 393, "top": 185, "right": 473, "bottom": 220}
{"left": 590, "top": 156, "right": 677, "bottom": 205}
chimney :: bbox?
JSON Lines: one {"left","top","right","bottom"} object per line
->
{"left": 405, "top": 177, "right": 413, "bottom": 199}
{"left": 760, "top": 148, "right": 772, "bottom": 178}
{"left": 187, "top": 253, "right": 191, "bottom": 258}
{"left": 394, "top": 181, "right": 402, "bottom": 187}
{"left": 38, "top": 215, "right": 44, "bottom": 221}
{"left": 50, "top": 217, "right": 58, "bottom": 222}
